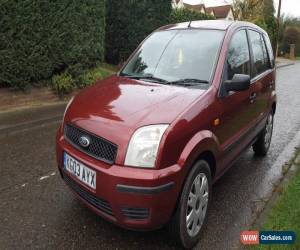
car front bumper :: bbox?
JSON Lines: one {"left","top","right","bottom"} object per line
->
{"left": 56, "top": 130, "right": 183, "bottom": 230}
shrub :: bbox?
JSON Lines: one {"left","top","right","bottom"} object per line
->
{"left": 0, "top": 0, "right": 106, "bottom": 89}
{"left": 52, "top": 73, "right": 74, "bottom": 96}
{"left": 169, "top": 8, "right": 215, "bottom": 24}
{"left": 52, "top": 64, "right": 116, "bottom": 95}
{"left": 78, "top": 66, "right": 115, "bottom": 88}
{"left": 105, "top": 0, "right": 172, "bottom": 64}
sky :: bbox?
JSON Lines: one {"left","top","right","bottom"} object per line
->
{"left": 273, "top": 0, "right": 300, "bottom": 17}
{"left": 183, "top": 0, "right": 300, "bottom": 17}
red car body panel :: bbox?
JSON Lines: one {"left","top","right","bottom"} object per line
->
{"left": 65, "top": 76, "right": 205, "bottom": 165}
{"left": 56, "top": 21, "right": 276, "bottom": 230}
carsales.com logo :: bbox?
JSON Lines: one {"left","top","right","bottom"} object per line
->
{"left": 240, "top": 231, "right": 296, "bottom": 245}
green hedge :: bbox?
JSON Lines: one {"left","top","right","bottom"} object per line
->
{"left": 169, "top": 8, "right": 215, "bottom": 24}
{"left": 0, "top": 0, "right": 106, "bottom": 89}
{"left": 105, "top": 0, "right": 171, "bottom": 64}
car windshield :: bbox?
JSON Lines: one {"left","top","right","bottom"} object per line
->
{"left": 120, "top": 29, "right": 224, "bottom": 87}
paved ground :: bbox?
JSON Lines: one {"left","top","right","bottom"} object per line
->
{"left": 1, "top": 63, "right": 300, "bottom": 250}
{"left": 276, "top": 57, "right": 296, "bottom": 68}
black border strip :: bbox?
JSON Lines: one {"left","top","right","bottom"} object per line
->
{"left": 116, "top": 182, "right": 175, "bottom": 195}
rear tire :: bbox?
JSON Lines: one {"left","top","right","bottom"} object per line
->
{"left": 168, "top": 160, "right": 212, "bottom": 249}
{"left": 253, "top": 112, "right": 274, "bottom": 156}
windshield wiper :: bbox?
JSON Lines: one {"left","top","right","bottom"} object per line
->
{"left": 120, "top": 73, "right": 168, "bottom": 84}
{"left": 120, "top": 74, "right": 209, "bottom": 87}
{"left": 168, "top": 78, "right": 209, "bottom": 87}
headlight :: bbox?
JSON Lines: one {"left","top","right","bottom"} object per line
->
{"left": 125, "top": 125, "right": 169, "bottom": 168}
{"left": 63, "top": 97, "right": 74, "bottom": 121}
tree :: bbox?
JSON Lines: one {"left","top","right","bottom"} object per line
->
{"left": 105, "top": 0, "right": 171, "bottom": 64}
{"left": 169, "top": 8, "right": 215, "bottom": 24}
{"left": 233, "top": 0, "right": 261, "bottom": 20}
{"left": 0, "top": 0, "right": 106, "bottom": 89}
{"left": 278, "top": 16, "right": 300, "bottom": 56}
{"left": 284, "top": 26, "right": 300, "bottom": 45}
{"left": 262, "top": 0, "right": 277, "bottom": 50}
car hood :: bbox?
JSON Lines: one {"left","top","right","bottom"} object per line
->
{"left": 65, "top": 75, "right": 206, "bottom": 159}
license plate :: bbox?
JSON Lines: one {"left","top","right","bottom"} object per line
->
{"left": 64, "top": 152, "right": 96, "bottom": 189}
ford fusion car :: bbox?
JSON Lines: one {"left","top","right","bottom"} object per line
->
{"left": 56, "top": 20, "right": 276, "bottom": 249}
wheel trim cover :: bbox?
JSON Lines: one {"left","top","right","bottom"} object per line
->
{"left": 264, "top": 114, "right": 273, "bottom": 148}
{"left": 186, "top": 173, "right": 209, "bottom": 237}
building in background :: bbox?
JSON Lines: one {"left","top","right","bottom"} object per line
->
{"left": 172, "top": 0, "right": 184, "bottom": 8}
{"left": 172, "top": 0, "right": 234, "bottom": 21}
{"left": 206, "top": 5, "right": 234, "bottom": 20}
{"left": 183, "top": 3, "right": 206, "bottom": 14}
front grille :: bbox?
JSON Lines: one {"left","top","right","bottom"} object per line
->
{"left": 64, "top": 124, "right": 117, "bottom": 164}
{"left": 63, "top": 173, "right": 114, "bottom": 217}
{"left": 121, "top": 207, "right": 150, "bottom": 220}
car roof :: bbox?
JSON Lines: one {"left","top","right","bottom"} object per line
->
{"left": 157, "top": 20, "right": 266, "bottom": 34}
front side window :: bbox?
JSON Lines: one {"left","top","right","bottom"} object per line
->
{"left": 248, "top": 30, "right": 269, "bottom": 76}
{"left": 226, "top": 30, "right": 251, "bottom": 80}
{"left": 121, "top": 29, "right": 225, "bottom": 87}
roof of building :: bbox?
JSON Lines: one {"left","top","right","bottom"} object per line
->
{"left": 183, "top": 3, "right": 206, "bottom": 12}
{"left": 206, "top": 5, "right": 232, "bottom": 18}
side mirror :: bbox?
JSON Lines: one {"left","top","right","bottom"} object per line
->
{"left": 224, "top": 74, "right": 250, "bottom": 92}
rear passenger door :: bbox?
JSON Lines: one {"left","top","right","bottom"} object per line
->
{"left": 247, "top": 29, "right": 274, "bottom": 123}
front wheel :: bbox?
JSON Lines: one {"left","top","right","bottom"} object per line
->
{"left": 168, "top": 160, "right": 212, "bottom": 249}
{"left": 253, "top": 112, "right": 274, "bottom": 156}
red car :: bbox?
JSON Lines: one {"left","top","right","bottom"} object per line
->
{"left": 56, "top": 20, "right": 276, "bottom": 249}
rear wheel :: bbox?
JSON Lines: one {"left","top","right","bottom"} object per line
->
{"left": 169, "top": 160, "right": 212, "bottom": 249}
{"left": 253, "top": 112, "right": 274, "bottom": 156}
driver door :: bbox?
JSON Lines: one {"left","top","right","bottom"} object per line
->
{"left": 214, "top": 29, "right": 256, "bottom": 170}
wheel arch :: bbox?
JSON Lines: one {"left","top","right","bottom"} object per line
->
{"left": 194, "top": 151, "right": 216, "bottom": 179}
{"left": 178, "top": 130, "right": 220, "bottom": 180}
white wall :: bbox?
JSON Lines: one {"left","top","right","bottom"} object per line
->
{"left": 172, "top": 0, "right": 185, "bottom": 8}
{"left": 226, "top": 9, "right": 234, "bottom": 21}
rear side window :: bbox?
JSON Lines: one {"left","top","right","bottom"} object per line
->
{"left": 248, "top": 30, "right": 269, "bottom": 76}
{"left": 226, "top": 30, "right": 251, "bottom": 80}
{"left": 263, "top": 34, "right": 275, "bottom": 68}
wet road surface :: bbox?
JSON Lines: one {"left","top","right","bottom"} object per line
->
{"left": 1, "top": 63, "right": 300, "bottom": 250}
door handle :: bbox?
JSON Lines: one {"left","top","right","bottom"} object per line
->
{"left": 269, "top": 80, "right": 274, "bottom": 89}
{"left": 249, "top": 92, "right": 257, "bottom": 103}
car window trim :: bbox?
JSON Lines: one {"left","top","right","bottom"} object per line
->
{"left": 262, "top": 33, "right": 275, "bottom": 69}
{"left": 246, "top": 28, "right": 258, "bottom": 79}
{"left": 260, "top": 33, "right": 271, "bottom": 70}
{"left": 250, "top": 68, "right": 273, "bottom": 84}
{"left": 207, "top": 29, "right": 227, "bottom": 87}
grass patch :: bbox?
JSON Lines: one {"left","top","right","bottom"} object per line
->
{"left": 253, "top": 160, "right": 300, "bottom": 249}
{"left": 78, "top": 65, "right": 116, "bottom": 88}
{"left": 52, "top": 63, "right": 117, "bottom": 96}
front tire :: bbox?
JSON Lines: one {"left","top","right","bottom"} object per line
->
{"left": 169, "top": 160, "right": 212, "bottom": 249}
{"left": 253, "top": 112, "right": 274, "bottom": 156}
